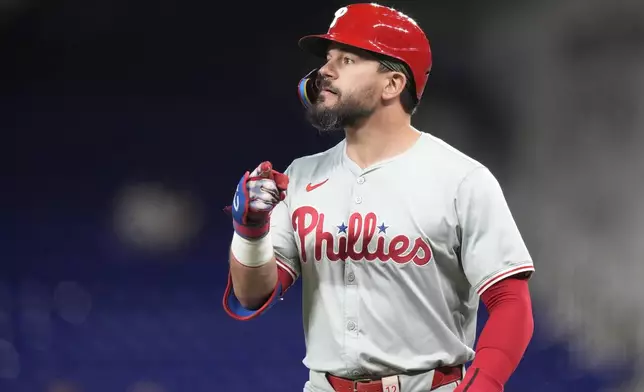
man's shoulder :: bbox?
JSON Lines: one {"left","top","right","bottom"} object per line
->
{"left": 286, "top": 140, "right": 344, "bottom": 175}
{"left": 416, "top": 132, "right": 487, "bottom": 180}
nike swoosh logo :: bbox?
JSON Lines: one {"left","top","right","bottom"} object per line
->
{"left": 306, "top": 179, "right": 329, "bottom": 192}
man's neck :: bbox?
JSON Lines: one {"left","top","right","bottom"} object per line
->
{"left": 344, "top": 109, "right": 420, "bottom": 169}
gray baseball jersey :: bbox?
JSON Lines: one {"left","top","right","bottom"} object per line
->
{"left": 228, "top": 131, "right": 534, "bottom": 389}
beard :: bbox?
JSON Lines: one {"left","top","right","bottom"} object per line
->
{"left": 305, "top": 82, "right": 377, "bottom": 133}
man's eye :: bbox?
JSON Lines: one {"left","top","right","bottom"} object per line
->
{"left": 343, "top": 57, "right": 355, "bottom": 64}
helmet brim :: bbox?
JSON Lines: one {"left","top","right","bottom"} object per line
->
{"left": 298, "top": 33, "right": 388, "bottom": 60}
{"left": 298, "top": 34, "right": 337, "bottom": 58}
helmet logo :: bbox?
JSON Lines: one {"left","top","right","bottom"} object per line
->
{"left": 329, "top": 7, "right": 348, "bottom": 29}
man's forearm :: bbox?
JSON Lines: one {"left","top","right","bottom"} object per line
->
{"left": 229, "top": 252, "right": 277, "bottom": 309}
{"left": 457, "top": 277, "right": 534, "bottom": 391}
{"left": 229, "top": 232, "right": 278, "bottom": 309}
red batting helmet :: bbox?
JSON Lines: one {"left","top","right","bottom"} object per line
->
{"left": 297, "top": 3, "right": 432, "bottom": 108}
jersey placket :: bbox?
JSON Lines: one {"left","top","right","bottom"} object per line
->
{"left": 342, "top": 171, "right": 368, "bottom": 377}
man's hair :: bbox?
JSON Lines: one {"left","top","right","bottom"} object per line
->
{"left": 376, "top": 58, "right": 419, "bottom": 115}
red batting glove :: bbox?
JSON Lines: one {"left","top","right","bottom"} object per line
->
{"left": 224, "top": 161, "right": 289, "bottom": 239}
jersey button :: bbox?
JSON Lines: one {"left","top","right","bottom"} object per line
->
{"left": 356, "top": 177, "right": 365, "bottom": 184}
{"left": 354, "top": 196, "right": 363, "bottom": 204}
{"left": 347, "top": 321, "right": 357, "bottom": 331}
{"left": 347, "top": 272, "right": 355, "bottom": 282}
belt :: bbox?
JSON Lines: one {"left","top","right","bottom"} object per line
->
{"left": 326, "top": 366, "right": 462, "bottom": 392}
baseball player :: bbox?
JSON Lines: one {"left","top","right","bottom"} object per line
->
{"left": 223, "top": 3, "right": 535, "bottom": 392}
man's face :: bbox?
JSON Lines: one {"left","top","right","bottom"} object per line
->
{"left": 306, "top": 45, "right": 384, "bottom": 132}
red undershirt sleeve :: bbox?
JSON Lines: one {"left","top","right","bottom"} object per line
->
{"left": 456, "top": 277, "right": 534, "bottom": 392}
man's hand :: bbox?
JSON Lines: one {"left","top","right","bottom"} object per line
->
{"left": 454, "top": 367, "right": 504, "bottom": 392}
{"left": 226, "top": 161, "right": 288, "bottom": 239}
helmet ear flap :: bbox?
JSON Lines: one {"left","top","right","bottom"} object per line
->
{"left": 298, "top": 68, "right": 321, "bottom": 109}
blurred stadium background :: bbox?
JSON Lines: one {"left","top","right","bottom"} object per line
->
{"left": 4, "top": 0, "right": 643, "bottom": 391}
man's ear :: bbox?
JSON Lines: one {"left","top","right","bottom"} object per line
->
{"left": 382, "top": 72, "right": 407, "bottom": 101}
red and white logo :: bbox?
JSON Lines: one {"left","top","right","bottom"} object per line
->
{"left": 292, "top": 206, "right": 432, "bottom": 266}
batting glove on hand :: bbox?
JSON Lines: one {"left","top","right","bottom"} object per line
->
{"left": 225, "top": 161, "right": 289, "bottom": 239}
